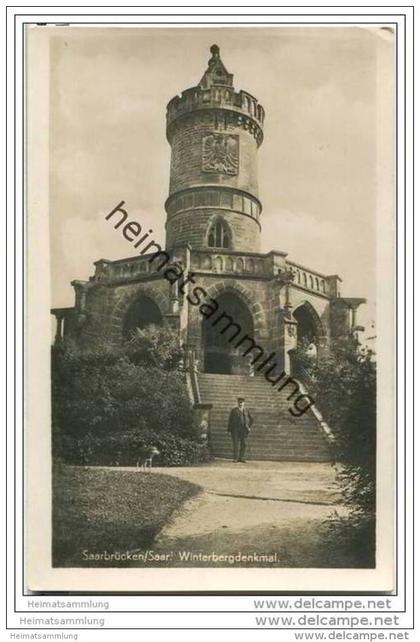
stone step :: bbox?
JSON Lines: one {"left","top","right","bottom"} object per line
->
{"left": 197, "top": 372, "right": 331, "bottom": 463}
{"left": 211, "top": 440, "right": 328, "bottom": 449}
{"left": 209, "top": 439, "right": 330, "bottom": 449}
{"left": 211, "top": 449, "right": 331, "bottom": 458}
{"left": 207, "top": 448, "right": 331, "bottom": 459}
{"left": 211, "top": 435, "right": 327, "bottom": 443}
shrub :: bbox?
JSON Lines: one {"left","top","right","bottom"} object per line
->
{"left": 56, "top": 428, "right": 211, "bottom": 467}
{"left": 124, "top": 325, "right": 184, "bottom": 370}
{"left": 294, "top": 337, "right": 376, "bottom": 565}
{"left": 52, "top": 343, "right": 193, "bottom": 441}
{"left": 51, "top": 326, "right": 202, "bottom": 466}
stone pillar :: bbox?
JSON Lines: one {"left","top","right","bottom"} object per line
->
{"left": 93, "top": 259, "right": 112, "bottom": 281}
{"left": 274, "top": 268, "right": 297, "bottom": 374}
{"left": 330, "top": 297, "right": 366, "bottom": 343}
{"left": 283, "top": 318, "right": 298, "bottom": 374}
{"left": 71, "top": 280, "right": 91, "bottom": 312}
{"left": 54, "top": 314, "right": 64, "bottom": 345}
{"left": 326, "top": 275, "right": 342, "bottom": 298}
{"left": 169, "top": 274, "right": 180, "bottom": 313}
{"left": 192, "top": 403, "right": 212, "bottom": 442}
{"left": 268, "top": 251, "right": 288, "bottom": 277}
{"left": 349, "top": 303, "right": 364, "bottom": 331}
{"left": 170, "top": 244, "right": 192, "bottom": 345}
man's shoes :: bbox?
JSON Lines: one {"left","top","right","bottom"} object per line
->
{"left": 239, "top": 459, "right": 247, "bottom": 463}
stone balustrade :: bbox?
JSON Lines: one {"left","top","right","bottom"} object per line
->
{"left": 90, "top": 253, "right": 338, "bottom": 299}
{"left": 92, "top": 256, "right": 161, "bottom": 282}
{"left": 190, "top": 250, "right": 268, "bottom": 276}
{"left": 286, "top": 261, "right": 333, "bottom": 297}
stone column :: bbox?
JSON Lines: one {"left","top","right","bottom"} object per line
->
{"left": 326, "top": 274, "right": 342, "bottom": 298}
{"left": 192, "top": 403, "right": 212, "bottom": 441}
{"left": 93, "top": 259, "right": 112, "bottom": 281}
{"left": 283, "top": 318, "right": 298, "bottom": 374}
{"left": 330, "top": 297, "right": 366, "bottom": 344}
{"left": 54, "top": 314, "right": 64, "bottom": 345}
{"left": 71, "top": 280, "right": 91, "bottom": 312}
{"left": 275, "top": 268, "right": 297, "bottom": 374}
{"left": 170, "top": 243, "right": 192, "bottom": 345}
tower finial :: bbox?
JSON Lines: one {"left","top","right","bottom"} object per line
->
{"left": 210, "top": 44, "right": 220, "bottom": 60}
{"left": 199, "top": 44, "right": 232, "bottom": 88}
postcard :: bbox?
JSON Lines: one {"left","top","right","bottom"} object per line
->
{"left": 25, "top": 24, "right": 395, "bottom": 593}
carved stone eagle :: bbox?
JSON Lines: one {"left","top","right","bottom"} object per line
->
{"left": 202, "top": 134, "right": 239, "bottom": 176}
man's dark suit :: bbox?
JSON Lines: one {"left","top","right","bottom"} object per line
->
{"left": 227, "top": 406, "right": 253, "bottom": 462}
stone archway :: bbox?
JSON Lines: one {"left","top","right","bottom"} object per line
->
{"left": 202, "top": 291, "right": 254, "bottom": 374}
{"left": 109, "top": 284, "right": 168, "bottom": 343}
{"left": 204, "top": 280, "right": 267, "bottom": 339}
{"left": 123, "top": 295, "right": 163, "bottom": 339}
{"left": 292, "top": 301, "right": 326, "bottom": 354}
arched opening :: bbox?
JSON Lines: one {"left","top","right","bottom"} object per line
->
{"left": 207, "top": 218, "right": 230, "bottom": 249}
{"left": 123, "top": 295, "right": 163, "bottom": 340}
{"left": 292, "top": 303, "right": 324, "bottom": 367}
{"left": 293, "top": 303, "right": 321, "bottom": 346}
{"left": 202, "top": 292, "right": 254, "bottom": 374}
{"left": 289, "top": 303, "right": 324, "bottom": 378}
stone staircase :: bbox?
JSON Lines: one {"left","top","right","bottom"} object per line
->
{"left": 198, "top": 373, "right": 332, "bottom": 462}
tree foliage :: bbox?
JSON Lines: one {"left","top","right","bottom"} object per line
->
{"left": 295, "top": 337, "right": 376, "bottom": 565}
{"left": 51, "top": 327, "right": 199, "bottom": 465}
{"left": 124, "top": 324, "right": 184, "bottom": 370}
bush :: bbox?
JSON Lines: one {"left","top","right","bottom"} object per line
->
{"left": 294, "top": 337, "right": 376, "bottom": 565}
{"left": 56, "top": 428, "right": 211, "bottom": 467}
{"left": 52, "top": 343, "right": 193, "bottom": 441}
{"left": 51, "top": 327, "right": 203, "bottom": 466}
{"left": 124, "top": 325, "right": 184, "bottom": 370}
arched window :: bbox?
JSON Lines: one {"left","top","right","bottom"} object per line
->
{"left": 207, "top": 219, "right": 230, "bottom": 249}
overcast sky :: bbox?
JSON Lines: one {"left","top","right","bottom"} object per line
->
{"left": 48, "top": 26, "right": 394, "bottom": 331}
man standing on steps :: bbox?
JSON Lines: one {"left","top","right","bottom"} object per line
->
{"left": 227, "top": 397, "right": 253, "bottom": 463}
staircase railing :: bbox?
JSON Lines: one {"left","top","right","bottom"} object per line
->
{"left": 296, "top": 379, "right": 335, "bottom": 445}
{"left": 289, "top": 350, "right": 335, "bottom": 446}
{"left": 183, "top": 346, "right": 215, "bottom": 455}
{"left": 184, "top": 345, "right": 201, "bottom": 405}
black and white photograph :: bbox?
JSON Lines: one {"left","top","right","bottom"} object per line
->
{"left": 24, "top": 23, "right": 396, "bottom": 592}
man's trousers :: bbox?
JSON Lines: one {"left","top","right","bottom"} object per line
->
{"left": 230, "top": 427, "right": 248, "bottom": 461}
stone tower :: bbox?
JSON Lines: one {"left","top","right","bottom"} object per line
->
{"left": 165, "top": 44, "right": 264, "bottom": 253}
{"left": 52, "top": 45, "right": 367, "bottom": 461}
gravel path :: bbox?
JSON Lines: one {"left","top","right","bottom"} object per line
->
{"left": 149, "top": 460, "right": 350, "bottom": 567}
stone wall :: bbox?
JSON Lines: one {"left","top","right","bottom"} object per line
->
{"left": 168, "top": 111, "right": 260, "bottom": 197}
{"left": 73, "top": 277, "right": 172, "bottom": 348}
{"left": 166, "top": 208, "right": 261, "bottom": 252}
{"left": 59, "top": 260, "right": 337, "bottom": 372}
{"left": 183, "top": 274, "right": 279, "bottom": 369}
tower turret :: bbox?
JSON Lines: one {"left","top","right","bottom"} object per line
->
{"left": 165, "top": 45, "right": 265, "bottom": 252}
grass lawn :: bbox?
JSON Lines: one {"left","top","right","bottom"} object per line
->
{"left": 52, "top": 464, "right": 201, "bottom": 567}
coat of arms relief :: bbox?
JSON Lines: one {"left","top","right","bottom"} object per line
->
{"left": 202, "top": 134, "right": 239, "bottom": 176}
